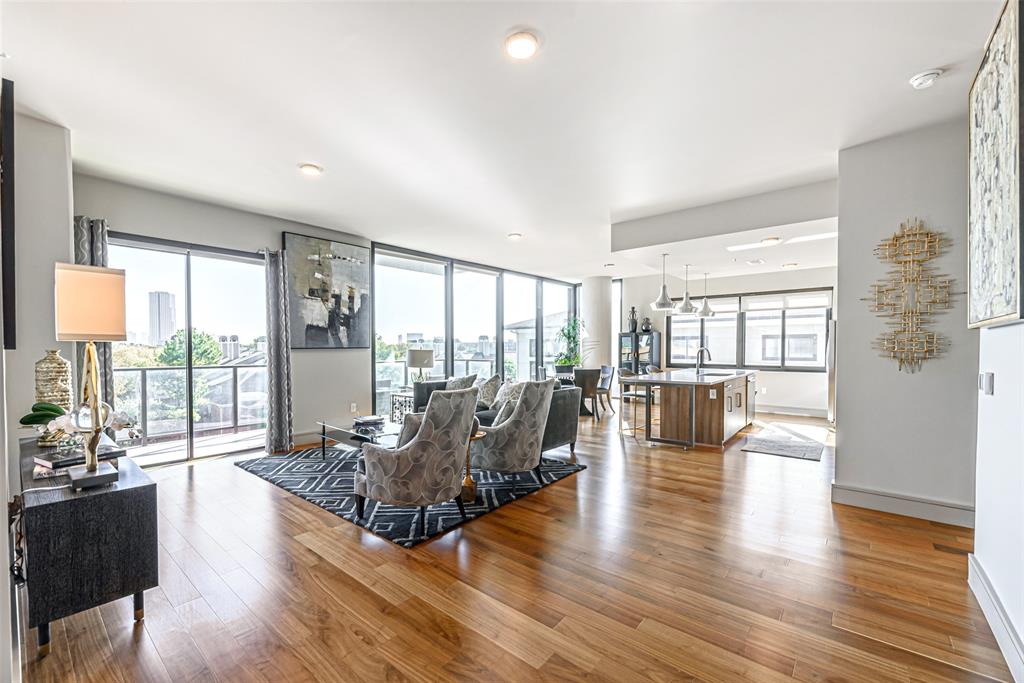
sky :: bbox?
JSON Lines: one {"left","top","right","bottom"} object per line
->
{"left": 109, "top": 245, "right": 266, "bottom": 344}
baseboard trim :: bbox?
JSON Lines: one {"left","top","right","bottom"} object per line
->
{"left": 757, "top": 405, "right": 828, "bottom": 418}
{"left": 830, "top": 482, "right": 975, "bottom": 527}
{"left": 969, "top": 554, "right": 1024, "bottom": 682}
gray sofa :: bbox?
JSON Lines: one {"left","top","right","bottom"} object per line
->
{"left": 413, "top": 379, "right": 582, "bottom": 462}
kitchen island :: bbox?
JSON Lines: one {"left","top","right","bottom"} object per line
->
{"left": 627, "top": 369, "right": 757, "bottom": 449}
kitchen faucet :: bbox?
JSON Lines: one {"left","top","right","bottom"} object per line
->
{"left": 696, "top": 346, "right": 712, "bottom": 372}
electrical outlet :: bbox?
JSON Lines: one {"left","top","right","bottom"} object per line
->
{"left": 350, "top": 402, "right": 358, "bottom": 414}
{"left": 709, "top": 389, "right": 717, "bottom": 400}
{"left": 760, "top": 386, "right": 767, "bottom": 394}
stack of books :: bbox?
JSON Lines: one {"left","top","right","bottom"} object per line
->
{"left": 353, "top": 415, "right": 386, "bottom": 428}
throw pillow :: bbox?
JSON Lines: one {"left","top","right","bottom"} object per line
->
{"left": 445, "top": 374, "right": 477, "bottom": 390}
{"left": 491, "top": 380, "right": 526, "bottom": 415}
{"left": 474, "top": 373, "right": 501, "bottom": 407}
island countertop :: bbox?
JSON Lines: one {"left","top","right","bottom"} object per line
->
{"left": 626, "top": 368, "right": 757, "bottom": 386}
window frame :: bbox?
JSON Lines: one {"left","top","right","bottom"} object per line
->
{"left": 370, "top": 243, "right": 578, "bottom": 406}
{"left": 664, "top": 286, "right": 832, "bottom": 374}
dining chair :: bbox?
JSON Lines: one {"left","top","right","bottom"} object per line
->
{"left": 596, "top": 365, "right": 616, "bottom": 415}
{"left": 573, "top": 368, "right": 602, "bottom": 420}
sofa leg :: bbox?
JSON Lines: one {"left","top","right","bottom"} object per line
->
{"left": 454, "top": 496, "right": 467, "bottom": 520}
{"left": 418, "top": 506, "right": 427, "bottom": 537}
{"left": 355, "top": 493, "right": 365, "bottom": 519}
{"left": 533, "top": 463, "right": 543, "bottom": 484}
{"left": 569, "top": 442, "right": 577, "bottom": 464}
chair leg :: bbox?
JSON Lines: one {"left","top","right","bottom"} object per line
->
{"left": 593, "top": 397, "right": 601, "bottom": 421}
{"left": 569, "top": 441, "right": 577, "bottom": 464}
{"left": 534, "top": 463, "right": 543, "bottom": 484}
{"left": 355, "top": 493, "right": 365, "bottom": 519}
{"left": 418, "top": 506, "right": 427, "bottom": 537}
{"left": 454, "top": 496, "right": 467, "bottom": 520}
{"left": 607, "top": 395, "right": 616, "bottom": 414}
{"left": 510, "top": 475, "right": 518, "bottom": 496}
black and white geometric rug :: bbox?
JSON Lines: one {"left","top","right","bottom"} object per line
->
{"left": 235, "top": 447, "right": 586, "bottom": 548}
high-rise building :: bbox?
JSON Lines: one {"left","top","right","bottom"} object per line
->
{"left": 148, "top": 291, "right": 176, "bottom": 346}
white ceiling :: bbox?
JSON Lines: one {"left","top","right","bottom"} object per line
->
{"left": 2, "top": 1, "right": 1001, "bottom": 281}
{"left": 615, "top": 217, "right": 838, "bottom": 281}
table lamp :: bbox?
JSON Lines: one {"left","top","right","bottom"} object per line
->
{"left": 406, "top": 349, "right": 435, "bottom": 382}
{"left": 54, "top": 263, "right": 126, "bottom": 490}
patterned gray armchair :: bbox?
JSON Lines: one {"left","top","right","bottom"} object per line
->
{"left": 354, "top": 386, "right": 479, "bottom": 537}
{"left": 470, "top": 379, "right": 556, "bottom": 484}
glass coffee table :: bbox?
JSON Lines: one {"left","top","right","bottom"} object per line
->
{"left": 315, "top": 420, "right": 401, "bottom": 460}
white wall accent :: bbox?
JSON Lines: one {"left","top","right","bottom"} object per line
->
{"left": 579, "top": 276, "right": 612, "bottom": 368}
{"left": 72, "top": 174, "right": 372, "bottom": 444}
{"left": 972, "top": 323, "right": 1024, "bottom": 682}
{"left": 835, "top": 118, "right": 978, "bottom": 524}
{"left": 611, "top": 180, "right": 837, "bottom": 252}
{"left": 6, "top": 116, "right": 75, "bottom": 488}
{"left": 620, "top": 266, "right": 836, "bottom": 414}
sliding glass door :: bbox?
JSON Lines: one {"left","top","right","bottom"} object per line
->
{"left": 453, "top": 266, "right": 498, "bottom": 379}
{"left": 373, "top": 250, "right": 448, "bottom": 414}
{"left": 503, "top": 274, "right": 537, "bottom": 381}
{"left": 109, "top": 239, "right": 267, "bottom": 466}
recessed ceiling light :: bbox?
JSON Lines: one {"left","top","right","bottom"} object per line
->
{"left": 786, "top": 231, "right": 838, "bottom": 244}
{"left": 505, "top": 31, "right": 539, "bottom": 60}
{"left": 746, "top": 258, "right": 765, "bottom": 265}
{"left": 760, "top": 237, "right": 782, "bottom": 246}
{"left": 909, "top": 69, "right": 943, "bottom": 90}
{"left": 298, "top": 163, "right": 323, "bottom": 177}
{"left": 507, "top": 232, "right": 524, "bottom": 240}
{"left": 781, "top": 262, "right": 799, "bottom": 269}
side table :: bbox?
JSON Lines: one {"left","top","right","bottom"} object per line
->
{"left": 390, "top": 391, "right": 415, "bottom": 423}
{"left": 18, "top": 438, "right": 159, "bottom": 657}
{"left": 461, "top": 431, "right": 486, "bottom": 503}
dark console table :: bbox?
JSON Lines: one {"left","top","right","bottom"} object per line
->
{"left": 18, "top": 438, "right": 158, "bottom": 656}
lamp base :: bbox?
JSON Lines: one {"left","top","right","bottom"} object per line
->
{"left": 67, "top": 461, "right": 119, "bottom": 491}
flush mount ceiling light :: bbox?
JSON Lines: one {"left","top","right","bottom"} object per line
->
{"left": 298, "top": 163, "right": 323, "bottom": 177}
{"left": 726, "top": 236, "right": 782, "bottom": 252}
{"left": 506, "top": 232, "right": 524, "bottom": 240}
{"left": 505, "top": 31, "right": 539, "bottom": 60}
{"left": 909, "top": 69, "right": 944, "bottom": 90}
{"left": 651, "top": 253, "right": 675, "bottom": 311}
{"left": 786, "top": 231, "right": 838, "bottom": 244}
{"left": 674, "top": 264, "right": 697, "bottom": 315}
{"left": 781, "top": 262, "right": 799, "bottom": 269}
{"left": 746, "top": 258, "right": 766, "bottom": 266}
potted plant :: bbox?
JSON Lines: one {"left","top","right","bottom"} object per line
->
{"left": 554, "top": 317, "right": 584, "bottom": 375}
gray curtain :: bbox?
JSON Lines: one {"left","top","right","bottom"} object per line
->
{"left": 73, "top": 216, "right": 115, "bottom": 406}
{"left": 265, "top": 250, "right": 294, "bottom": 453}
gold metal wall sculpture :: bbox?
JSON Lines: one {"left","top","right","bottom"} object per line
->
{"left": 864, "top": 219, "right": 955, "bottom": 373}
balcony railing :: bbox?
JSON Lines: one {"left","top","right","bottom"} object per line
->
{"left": 374, "top": 357, "right": 496, "bottom": 414}
{"left": 113, "top": 364, "right": 267, "bottom": 446}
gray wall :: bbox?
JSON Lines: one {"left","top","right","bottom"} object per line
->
{"left": 73, "top": 174, "right": 372, "bottom": 444}
{"left": 835, "top": 118, "right": 978, "bottom": 524}
{"left": 6, "top": 116, "right": 75, "bottom": 488}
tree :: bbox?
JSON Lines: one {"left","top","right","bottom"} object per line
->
{"left": 112, "top": 344, "right": 159, "bottom": 369}
{"left": 157, "top": 330, "right": 223, "bottom": 367}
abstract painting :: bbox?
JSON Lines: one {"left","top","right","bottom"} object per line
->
{"left": 969, "top": 0, "right": 1021, "bottom": 328}
{"left": 283, "top": 232, "right": 371, "bottom": 349}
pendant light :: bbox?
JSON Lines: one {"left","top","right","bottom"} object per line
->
{"left": 696, "top": 272, "right": 715, "bottom": 318}
{"left": 675, "top": 264, "right": 697, "bottom": 315}
{"left": 650, "top": 253, "right": 675, "bottom": 311}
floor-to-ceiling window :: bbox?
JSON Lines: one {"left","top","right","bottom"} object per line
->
{"left": 503, "top": 274, "right": 537, "bottom": 381}
{"left": 453, "top": 266, "right": 498, "bottom": 379}
{"left": 541, "top": 281, "right": 572, "bottom": 377}
{"left": 373, "top": 250, "right": 447, "bottom": 413}
{"left": 109, "top": 238, "right": 267, "bottom": 466}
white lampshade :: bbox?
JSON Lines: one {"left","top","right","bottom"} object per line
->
{"left": 54, "top": 263, "right": 127, "bottom": 342}
{"left": 406, "top": 348, "right": 435, "bottom": 370}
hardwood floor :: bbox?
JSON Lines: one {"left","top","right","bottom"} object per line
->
{"left": 24, "top": 407, "right": 1010, "bottom": 682}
